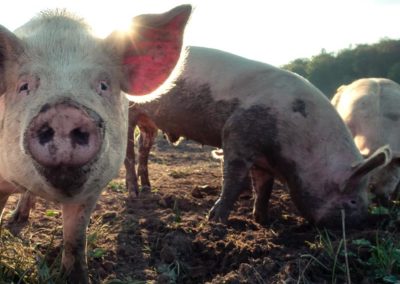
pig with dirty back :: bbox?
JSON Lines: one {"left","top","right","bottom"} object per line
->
{"left": 124, "top": 46, "right": 392, "bottom": 227}
{"left": 332, "top": 78, "right": 400, "bottom": 203}
{"left": 0, "top": 5, "right": 191, "bottom": 283}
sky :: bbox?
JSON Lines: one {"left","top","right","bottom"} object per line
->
{"left": 0, "top": 0, "right": 399, "bottom": 67}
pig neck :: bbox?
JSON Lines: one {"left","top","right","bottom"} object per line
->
{"left": 278, "top": 111, "right": 363, "bottom": 222}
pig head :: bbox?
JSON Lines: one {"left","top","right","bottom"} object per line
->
{"left": 332, "top": 78, "right": 400, "bottom": 203}
{"left": 0, "top": 5, "right": 191, "bottom": 283}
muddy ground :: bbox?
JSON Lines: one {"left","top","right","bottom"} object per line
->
{"left": 2, "top": 135, "right": 396, "bottom": 283}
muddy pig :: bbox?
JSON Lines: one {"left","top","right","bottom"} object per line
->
{"left": 125, "top": 46, "right": 392, "bottom": 227}
{"left": 0, "top": 5, "right": 191, "bottom": 283}
{"left": 332, "top": 78, "right": 400, "bottom": 203}
{"left": 12, "top": 47, "right": 392, "bottom": 231}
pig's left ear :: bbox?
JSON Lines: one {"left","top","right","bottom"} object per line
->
{"left": 343, "top": 145, "right": 392, "bottom": 191}
{"left": 105, "top": 5, "right": 191, "bottom": 101}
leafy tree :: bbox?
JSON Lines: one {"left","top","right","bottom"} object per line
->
{"left": 282, "top": 38, "right": 400, "bottom": 98}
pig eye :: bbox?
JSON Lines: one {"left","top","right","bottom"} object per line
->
{"left": 96, "top": 80, "right": 110, "bottom": 96}
{"left": 18, "top": 82, "right": 30, "bottom": 95}
{"left": 100, "top": 81, "right": 108, "bottom": 91}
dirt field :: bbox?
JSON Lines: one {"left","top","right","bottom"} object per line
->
{"left": 2, "top": 135, "right": 396, "bottom": 283}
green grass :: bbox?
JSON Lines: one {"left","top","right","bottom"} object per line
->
{"left": 108, "top": 181, "right": 126, "bottom": 193}
{"left": 300, "top": 205, "right": 400, "bottom": 283}
{"left": 0, "top": 225, "right": 64, "bottom": 284}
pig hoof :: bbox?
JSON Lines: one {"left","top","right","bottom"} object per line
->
{"left": 141, "top": 185, "right": 151, "bottom": 193}
{"left": 6, "top": 213, "right": 29, "bottom": 235}
{"left": 208, "top": 202, "right": 229, "bottom": 224}
{"left": 128, "top": 191, "right": 139, "bottom": 201}
{"left": 8, "top": 210, "right": 29, "bottom": 225}
{"left": 253, "top": 212, "right": 269, "bottom": 225}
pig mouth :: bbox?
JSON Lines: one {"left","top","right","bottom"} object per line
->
{"left": 315, "top": 208, "right": 367, "bottom": 229}
{"left": 36, "top": 163, "right": 91, "bottom": 197}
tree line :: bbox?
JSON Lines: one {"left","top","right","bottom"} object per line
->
{"left": 282, "top": 38, "right": 400, "bottom": 98}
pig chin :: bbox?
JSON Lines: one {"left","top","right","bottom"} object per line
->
{"left": 314, "top": 206, "right": 368, "bottom": 229}
{"left": 35, "top": 163, "right": 92, "bottom": 197}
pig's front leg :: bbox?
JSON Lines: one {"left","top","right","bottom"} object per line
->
{"left": 61, "top": 198, "right": 96, "bottom": 284}
{"left": 8, "top": 192, "right": 36, "bottom": 226}
{"left": 208, "top": 121, "right": 255, "bottom": 223}
{"left": 208, "top": 156, "right": 253, "bottom": 223}
{"left": 0, "top": 193, "right": 9, "bottom": 222}
{"left": 0, "top": 180, "right": 20, "bottom": 222}
{"left": 209, "top": 111, "right": 263, "bottom": 223}
{"left": 6, "top": 192, "right": 36, "bottom": 235}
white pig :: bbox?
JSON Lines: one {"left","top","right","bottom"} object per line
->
{"left": 332, "top": 78, "right": 400, "bottom": 203}
{"left": 124, "top": 47, "right": 392, "bottom": 227}
{"left": 0, "top": 6, "right": 191, "bottom": 283}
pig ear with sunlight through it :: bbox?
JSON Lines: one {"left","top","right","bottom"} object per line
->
{"left": 105, "top": 4, "right": 192, "bottom": 102}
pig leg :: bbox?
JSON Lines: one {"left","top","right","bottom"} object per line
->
{"left": 6, "top": 192, "right": 36, "bottom": 234}
{"left": 0, "top": 193, "right": 10, "bottom": 222}
{"left": 61, "top": 198, "right": 96, "bottom": 284}
{"left": 0, "top": 181, "right": 20, "bottom": 223}
{"left": 125, "top": 112, "right": 139, "bottom": 199}
{"left": 208, "top": 153, "right": 253, "bottom": 222}
{"left": 137, "top": 118, "right": 158, "bottom": 192}
{"left": 250, "top": 167, "right": 274, "bottom": 225}
{"left": 208, "top": 118, "right": 257, "bottom": 223}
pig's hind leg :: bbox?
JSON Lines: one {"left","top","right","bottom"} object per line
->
{"left": 137, "top": 119, "right": 158, "bottom": 192}
{"left": 250, "top": 166, "right": 274, "bottom": 225}
{"left": 125, "top": 112, "right": 139, "bottom": 199}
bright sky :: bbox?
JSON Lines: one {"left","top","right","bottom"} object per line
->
{"left": 1, "top": 0, "right": 399, "bottom": 67}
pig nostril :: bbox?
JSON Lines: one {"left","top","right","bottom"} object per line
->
{"left": 37, "top": 124, "right": 55, "bottom": 145}
{"left": 70, "top": 128, "right": 90, "bottom": 146}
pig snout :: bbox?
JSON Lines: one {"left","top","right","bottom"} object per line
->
{"left": 26, "top": 103, "right": 103, "bottom": 168}
{"left": 316, "top": 197, "right": 368, "bottom": 229}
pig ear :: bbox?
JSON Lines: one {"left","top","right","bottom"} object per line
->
{"left": 105, "top": 5, "right": 191, "bottom": 101}
{"left": 0, "top": 25, "right": 24, "bottom": 94}
{"left": 344, "top": 145, "right": 392, "bottom": 191}
{"left": 330, "top": 84, "right": 347, "bottom": 107}
{"left": 389, "top": 151, "right": 400, "bottom": 166}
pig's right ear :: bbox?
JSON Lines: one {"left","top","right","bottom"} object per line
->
{"left": 343, "top": 145, "right": 392, "bottom": 192}
{"left": 0, "top": 25, "right": 24, "bottom": 94}
{"left": 389, "top": 151, "right": 400, "bottom": 166}
{"left": 330, "top": 85, "right": 346, "bottom": 107}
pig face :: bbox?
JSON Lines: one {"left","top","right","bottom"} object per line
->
{"left": 1, "top": 25, "right": 126, "bottom": 201}
{"left": 307, "top": 146, "right": 391, "bottom": 227}
{"left": 0, "top": 6, "right": 191, "bottom": 203}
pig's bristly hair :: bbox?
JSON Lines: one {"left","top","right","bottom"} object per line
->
{"left": 38, "top": 9, "right": 88, "bottom": 28}
{"left": 15, "top": 9, "right": 93, "bottom": 39}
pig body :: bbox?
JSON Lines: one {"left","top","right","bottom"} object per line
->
{"left": 0, "top": 6, "right": 191, "bottom": 283}
{"left": 126, "top": 46, "right": 391, "bottom": 227}
{"left": 332, "top": 78, "right": 400, "bottom": 201}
